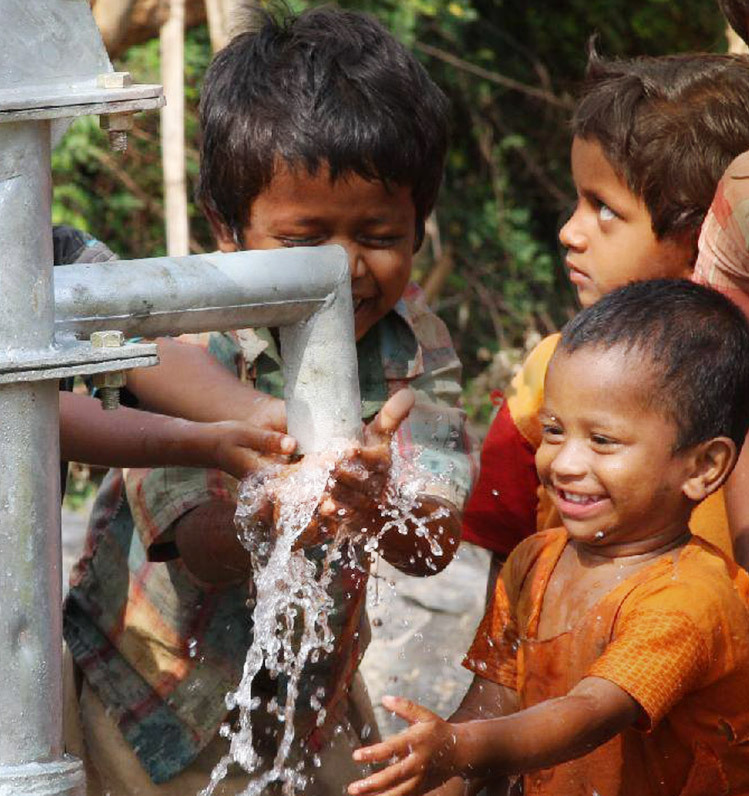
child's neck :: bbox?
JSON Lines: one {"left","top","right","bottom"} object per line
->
{"left": 574, "top": 525, "right": 692, "bottom": 567}
{"left": 538, "top": 527, "right": 691, "bottom": 640}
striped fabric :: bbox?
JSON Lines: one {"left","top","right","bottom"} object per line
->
{"left": 63, "top": 282, "right": 474, "bottom": 782}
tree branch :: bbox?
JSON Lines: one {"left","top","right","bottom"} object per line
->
{"left": 414, "top": 41, "right": 573, "bottom": 110}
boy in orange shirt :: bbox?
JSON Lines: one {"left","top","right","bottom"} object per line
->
{"left": 349, "top": 279, "right": 749, "bottom": 796}
{"left": 463, "top": 51, "right": 749, "bottom": 578}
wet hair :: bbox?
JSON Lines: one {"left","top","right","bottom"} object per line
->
{"left": 558, "top": 279, "right": 749, "bottom": 451}
{"left": 719, "top": 0, "right": 749, "bottom": 45}
{"left": 197, "top": 5, "right": 449, "bottom": 249}
{"left": 573, "top": 49, "right": 749, "bottom": 243}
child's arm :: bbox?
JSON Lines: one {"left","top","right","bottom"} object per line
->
{"left": 60, "top": 392, "right": 295, "bottom": 479}
{"left": 349, "top": 677, "right": 639, "bottom": 796}
{"left": 126, "top": 336, "right": 286, "bottom": 429}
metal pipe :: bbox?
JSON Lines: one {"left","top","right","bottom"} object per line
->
{"left": 54, "top": 245, "right": 362, "bottom": 451}
{"left": 0, "top": 120, "right": 78, "bottom": 794}
{"left": 54, "top": 249, "right": 337, "bottom": 339}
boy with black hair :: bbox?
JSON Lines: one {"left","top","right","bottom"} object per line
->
{"left": 463, "top": 49, "right": 749, "bottom": 584}
{"left": 63, "top": 7, "right": 473, "bottom": 795}
{"left": 350, "top": 279, "right": 749, "bottom": 796}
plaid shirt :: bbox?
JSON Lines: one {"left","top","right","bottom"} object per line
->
{"left": 63, "top": 282, "right": 474, "bottom": 783}
{"left": 694, "top": 151, "right": 749, "bottom": 316}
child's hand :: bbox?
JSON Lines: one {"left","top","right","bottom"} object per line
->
{"left": 196, "top": 419, "right": 296, "bottom": 479}
{"left": 293, "top": 389, "right": 416, "bottom": 546}
{"left": 348, "top": 695, "right": 464, "bottom": 796}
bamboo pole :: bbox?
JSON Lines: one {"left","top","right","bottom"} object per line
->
{"left": 160, "top": 0, "right": 190, "bottom": 256}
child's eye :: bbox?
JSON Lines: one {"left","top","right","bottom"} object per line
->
{"left": 597, "top": 203, "right": 617, "bottom": 223}
{"left": 541, "top": 423, "right": 563, "bottom": 439}
{"left": 358, "top": 235, "right": 403, "bottom": 248}
{"left": 277, "top": 236, "right": 325, "bottom": 247}
{"left": 591, "top": 433, "right": 617, "bottom": 447}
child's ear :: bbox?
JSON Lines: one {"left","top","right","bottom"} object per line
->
{"left": 682, "top": 437, "right": 737, "bottom": 502}
{"left": 205, "top": 207, "right": 241, "bottom": 252}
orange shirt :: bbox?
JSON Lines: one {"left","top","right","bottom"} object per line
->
{"left": 465, "top": 529, "right": 749, "bottom": 796}
{"left": 462, "top": 333, "right": 734, "bottom": 557}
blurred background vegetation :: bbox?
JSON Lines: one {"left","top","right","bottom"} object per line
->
{"left": 55, "top": 0, "right": 730, "bottom": 432}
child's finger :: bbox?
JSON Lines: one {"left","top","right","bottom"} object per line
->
{"left": 352, "top": 736, "right": 411, "bottom": 765}
{"left": 235, "top": 425, "right": 297, "bottom": 455}
{"left": 365, "top": 389, "right": 415, "bottom": 442}
{"left": 348, "top": 754, "right": 421, "bottom": 795}
{"left": 382, "top": 694, "right": 439, "bottom": 725}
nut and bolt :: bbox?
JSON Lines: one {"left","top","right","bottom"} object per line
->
{"left": 97, "top": 72, "right": 133, "bottom": 90}
{"left": 100, "top": 112, "right": 134, "bottom": 153}
{"left": 91, "top": 330, "right": 126, "bottom": 411}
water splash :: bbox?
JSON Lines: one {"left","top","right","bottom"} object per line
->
{"left": 202, "top": 445, "right": 348, "bottom": 796}
{"left": 203, "top": 438, "right": 455, "bottom": 796}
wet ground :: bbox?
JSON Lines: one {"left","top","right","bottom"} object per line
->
{"left": 62, "top": 505, "right": 491, "bottom": 738}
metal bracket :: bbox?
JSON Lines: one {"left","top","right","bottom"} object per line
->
{"left": 0, "top": 757, "right": 84, "bottom": 796}
{"left": 0, "top": 339, "right": 158, "bottom": 385}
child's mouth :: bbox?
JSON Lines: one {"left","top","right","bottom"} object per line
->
{"left": 554, "top": 487, "right": 608, "bottom": 519}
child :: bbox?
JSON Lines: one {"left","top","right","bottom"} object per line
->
{"left": 62, "top": 7, "right": 473, "bottom": 796}
{"left": 349, "top": 279, "right": 749, "bottom": 796}
{"left": 693, "top": 0, "right": 749, "bottom": 567}
{"left": 462, "top": 50, "right": 749, "bottom": 586}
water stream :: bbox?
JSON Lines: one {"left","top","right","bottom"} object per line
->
{"left": 202, "top": 440, "right": 454, "bottom": 796}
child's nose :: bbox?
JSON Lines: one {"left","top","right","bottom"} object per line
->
{"left": 550, "top": 440, "right": 587, "bottom": 480}
{"left": 558, "top": 209, "right": 586, "bottom": 253}
{"left": 345, "top": 247, "right": 368, "bottom": 280}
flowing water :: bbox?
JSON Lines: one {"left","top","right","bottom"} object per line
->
{"left": 202, "top": 440, "right": 455, "bottom": 796}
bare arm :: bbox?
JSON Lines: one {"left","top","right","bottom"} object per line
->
{"left": 60, "top": 392, "right": 294, "bottom": 478}
{"left": 173, "top": 499, "right": 251, "bottom": 586}
{"left": 126, "top": 336, "right": 285, "bottom": 428}
{"left": 377, "top": 497, "right": 461, "bottom": 576}
{"left": 349, "top": 677, "right": 639, "bottom": 796}
{"left": 427, "top": 675, "right": 520, "bottom": 796}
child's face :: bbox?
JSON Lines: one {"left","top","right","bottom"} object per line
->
{"left": 559, "top": 137, "right": 694, "bottom": 308}
{"left": 536, "top": 346, "right": 696, "bottom": 551}
{"left": 214, "top": 163, "right": 416, "bottom": 341}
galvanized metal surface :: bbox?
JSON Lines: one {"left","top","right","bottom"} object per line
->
{"left": 54, "top": 246, "right": 362, "bottom": 451}
{"left": 0, "top": 340, "right": 158, "bottom": 383}
{"left": 0, "top": 757, "right": 84, "bottom": 796}
{"left": 54, "top": 248, "right": 336, "bottom": 338}
{"left": 1, "top": 0, "right": 111, "bottom": 95}
{"left": 0, "top": 121, "right": 63, "bottom": 765}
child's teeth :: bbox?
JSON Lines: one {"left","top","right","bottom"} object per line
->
{"left": 564, "top": 491, "right": 595, "bottom": 504}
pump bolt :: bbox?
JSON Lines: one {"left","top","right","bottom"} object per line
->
{"left": 100, "top": 113, "right": 134, "bottom": 152}
{"left": 97, "top": 71, "right": 133, "bottom": 89}
{"left": 91, "top": 331, "right": 126, "bottom": 410}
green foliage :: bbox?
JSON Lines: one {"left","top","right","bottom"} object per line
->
{"left": 52, "top": 26, "right": 214, "bottom": 258}
{"left": 51, "top": 3, "right": 730, "bottom": 425}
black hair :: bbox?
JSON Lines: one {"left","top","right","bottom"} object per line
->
{"left": 558, "top": 279, "right": 749, "bottom": 451}
{"left": 719, "top": 0, "right": 749, "bottom": 46}
{"left": 573, "top": 49, "right": 749, "bottom": 245}
{"left": 197, "top": 5, "right": 450, "bottom": 249}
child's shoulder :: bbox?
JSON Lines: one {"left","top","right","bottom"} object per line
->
{"left": 502, "top": 528, "right": 567, "bottom": 598}
{"left": 398, "top": 282, "right": 454, "bottom": 350}
{"left": 628, "top": 537, "right": 749, "bottom": 624}
{"left": 390, "top": 283, "right": 461, "bottom": 380}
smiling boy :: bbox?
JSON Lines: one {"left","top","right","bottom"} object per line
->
{"left": 63, "top": 8, "right": 473, "bottom": 795}
{"left": 349, "top": 280, "right": 749, "bottom": 796}
{"left": 463, "top": 51, "right": 749, "bottom": 576}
